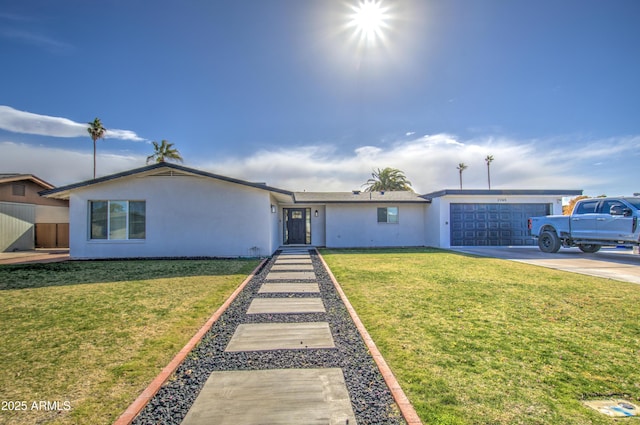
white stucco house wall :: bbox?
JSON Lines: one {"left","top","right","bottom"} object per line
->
{"left": 41, "top": 164, "right": 292, "bottom": 258}
{"left": 289, "top": 192, "right": 428, "bottom": 248}
{"left": 41, "top": 163, "right": 582, "bottom": 258}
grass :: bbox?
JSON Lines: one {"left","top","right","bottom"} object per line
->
{"left": 321, "top": 248, "right": 640, "bottom": 425}
{"left": 0, "top": 259, "right": 259, "bottom": 425}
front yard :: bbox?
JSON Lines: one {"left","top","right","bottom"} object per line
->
{"left": 0, "top": 259, "right": 258, "bottom": 425}
{"left": 321, "top": 248, "right": 640, "bottom": 425}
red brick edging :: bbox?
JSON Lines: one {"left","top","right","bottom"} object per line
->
{"left": 113, "top": 258, "right": 268, "bottom": 425}
{"left": 316, "top": 250, "right": 423, "bottom": 425}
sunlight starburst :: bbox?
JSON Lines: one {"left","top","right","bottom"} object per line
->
{"left": 347, "top": 0, "right": 390, "bottom": 46}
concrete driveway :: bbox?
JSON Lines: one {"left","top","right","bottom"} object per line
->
{"left": 450, "top": 246, "right": 640, "bottom": 284}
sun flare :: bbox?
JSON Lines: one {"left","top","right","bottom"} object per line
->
{"left": 348, "top": 0, "right": 390, "bottom": 45}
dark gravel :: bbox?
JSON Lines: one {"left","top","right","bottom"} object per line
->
{"left": 132, "top": 250, "right": 407, "bottom": 424}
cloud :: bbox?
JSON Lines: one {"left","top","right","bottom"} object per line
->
{"left": 0, "top": 141, "right": 143, "bottom": 185}
{"left": 1, "top": 29, "right": 73, "bottom": 53}
{"left": 205, "top": 134, "right": 640, "bottom": 196}
{"left": 0, "top": 106, "right": 146, "bottom": 141}
{"left": 2, "top": 133, "right": 638, "bottom": 197}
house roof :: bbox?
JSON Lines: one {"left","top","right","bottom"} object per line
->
{"left": 0, "top": 173, "right": 55, "bottom": 189}
{"left": 37, "top": 163, "right": 584, "bottom": 204}
{"left": 422, "top": 189, "right": 583, "bottom": 201}
{"left": 293, "top": 191, "right": 430, "bottom": 203}
{"left": 39, "top": 162, "right": 294, "bottom": 200}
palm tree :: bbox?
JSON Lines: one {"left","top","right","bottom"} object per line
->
{"left": 485, "top": 154, "right": 494, "bottom": 189}
{"left": 456, "top": 163, "right": 468, "bottom": 190}
{"left": 363, "top": 167, "right": 413, "bottom": 192}
{"left": 87, "top": 118, "right": 106, "bottom": 179}
{"left": 146, "top": 140, "right": 184, "bottom": 164}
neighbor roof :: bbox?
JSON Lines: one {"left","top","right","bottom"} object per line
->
{"left": 39, "top": 162, "right": 294, "bottom": 200}
{"left": 422, "top": 189, "right": 583, "bottom": 201}
{"left": 0, "top": 173, "right": 55, "bottom": 189}
{"left": 293, "top": 191, "right": 430, "bottom": 203}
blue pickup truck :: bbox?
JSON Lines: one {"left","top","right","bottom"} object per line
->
{"left": 528, "top": 197, "right": 640, "bottom": 253}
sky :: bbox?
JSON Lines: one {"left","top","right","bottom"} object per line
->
{"left": 1, "top": 0, "right": 639, "bottom": 197}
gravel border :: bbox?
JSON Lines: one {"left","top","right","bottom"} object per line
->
{"left": 132, "top": 250, "right": 406, "bottom": 424}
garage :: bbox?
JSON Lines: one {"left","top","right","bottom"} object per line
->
{"left": 450, "top": 203, "right": 551, "bottom": 246}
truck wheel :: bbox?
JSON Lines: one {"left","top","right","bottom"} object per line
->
{"left": 578, "top": 244, "right": 601, "bottom": 253}
{"left": 538, "top": 231, "right": 561, "bottom": 253}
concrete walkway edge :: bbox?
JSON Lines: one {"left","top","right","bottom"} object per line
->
{"left": 316, "top": 249, "right": 423, "bottom": 425}
{"left": 113, "top": 258, "right": 268, "bottom": 425}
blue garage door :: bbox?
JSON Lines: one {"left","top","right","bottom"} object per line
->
{"left": 450, "top": 203, "right": 551, "bottom": 246}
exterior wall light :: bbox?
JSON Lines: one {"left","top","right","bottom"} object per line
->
{"left": 314, "top": 210, "right": 319, "bottom": 217}
{"left": 271, "top": 205, "right": 276, "bottom": 213}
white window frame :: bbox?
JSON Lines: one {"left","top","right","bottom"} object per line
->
{"left": 89, "top": 200, "right": 146, "bottom": 241}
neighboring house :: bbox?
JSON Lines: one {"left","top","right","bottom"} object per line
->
{"left": 40, "top": 163, "right": 581, "bottom": 259}
{"left": 0, "top": 174, "right": 70, "bottom": 251}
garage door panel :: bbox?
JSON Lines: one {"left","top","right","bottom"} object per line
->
{"left": 450, "top": 203, "right": 551, "bottom": 246}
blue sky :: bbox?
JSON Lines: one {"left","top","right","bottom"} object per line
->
{"left": 1, "top": 0, "right": 639, "bottom": 196}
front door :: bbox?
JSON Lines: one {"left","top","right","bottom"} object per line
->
{"left": 286, "top": 208, "right": 307, "bottom": 244}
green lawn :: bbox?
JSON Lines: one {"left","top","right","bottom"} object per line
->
{"left": 321, "top": 248, "right": 640, "bottom": 425}
{"left": 0, "top": 259, "right": 258, "bottom": 425}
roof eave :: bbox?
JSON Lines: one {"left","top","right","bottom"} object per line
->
{"left": 422, "top": 189, "right": 584, "bottom": 201}
{"left": 40, "top": 163, "right": 294, "bottom": 199}
{"left": 1, "top": 174, "right": 55, "bottom": 190}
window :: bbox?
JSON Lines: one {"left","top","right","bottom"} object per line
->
{"left": 574, "top": 200, "right": 598, "bottom": 215}
{"left": 377, "top": 207, "right": 399, "bottom": 223}
{"left": 600, "top": 200, "right": 624, "bottom": 215}
{"left": 12, "top": 184, "right": 25, "bottom": 196}
{"left": 90, "top": 200, "right": 145, "bottom": 240}
{"left": 627, "top": 198, "right": 640, "bottom": 209}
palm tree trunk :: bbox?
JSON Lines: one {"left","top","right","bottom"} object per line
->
{"left": 93, "top": 140, "right": 96, "bottom": 179}
{"left": 487, "top": 165, "right": 491, "bottom": 189}
{"left": 459, "top": 172, "right": 463, "bottom": 189}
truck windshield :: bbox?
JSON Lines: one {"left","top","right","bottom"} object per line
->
{"left": 625, "top": 198, "right": 640, "bottom": 209}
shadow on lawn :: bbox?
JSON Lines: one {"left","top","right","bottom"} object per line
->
{"left": 0, "top": 259, "right": 259, "bottom": 290}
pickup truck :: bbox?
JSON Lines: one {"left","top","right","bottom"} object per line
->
{"left": 528, "top": 197, "right": 640, "bottom": 253}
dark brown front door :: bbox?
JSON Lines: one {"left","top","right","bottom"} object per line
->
{"left": 286, "top": 208, "right": 306, "bottom": 244}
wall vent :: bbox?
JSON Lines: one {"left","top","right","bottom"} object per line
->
{"left": 148, "top": 170, "right": 192, "bottom": 177}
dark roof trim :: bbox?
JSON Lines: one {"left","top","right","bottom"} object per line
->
{"left": 422, "top": 189, "right": 583, "bottom": 201}
{"left": 292, "top": 199, "right": 430, "bottom": 204}
{"left": 39, "top": 162, "right": 293, "bottom": 197}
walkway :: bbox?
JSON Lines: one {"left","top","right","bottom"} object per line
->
{"left": 130, "top": 248, "right": 417, "bottom": 425}
{"left": 182, "top": 248, "right": 354, "bottom": 424}
{"left": 0, "top": 248, "right": 69, "bottom": 265}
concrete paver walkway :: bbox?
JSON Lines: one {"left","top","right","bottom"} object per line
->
{"left": 225, "top": 322, "right": 336, "bottom": 351}
{"left": 182, "top": 368, "right": 356, "bottom": 425}
{"left": 274, "top": 258, "right": 313, "bottom": 264}
{"left": 270, "top": 263, "right": 315, "bottom": 271}
{"left": 258, "top": 282, "right": 320, "bottom": 293}
{"left": 181, "top": 248, "right": 358, "bottom": 424}
{"left": 246, "top": 297, "right": 326, "bottom": 314}
{"left": 265, "top": 270, "right": 317, "bottom": 280}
